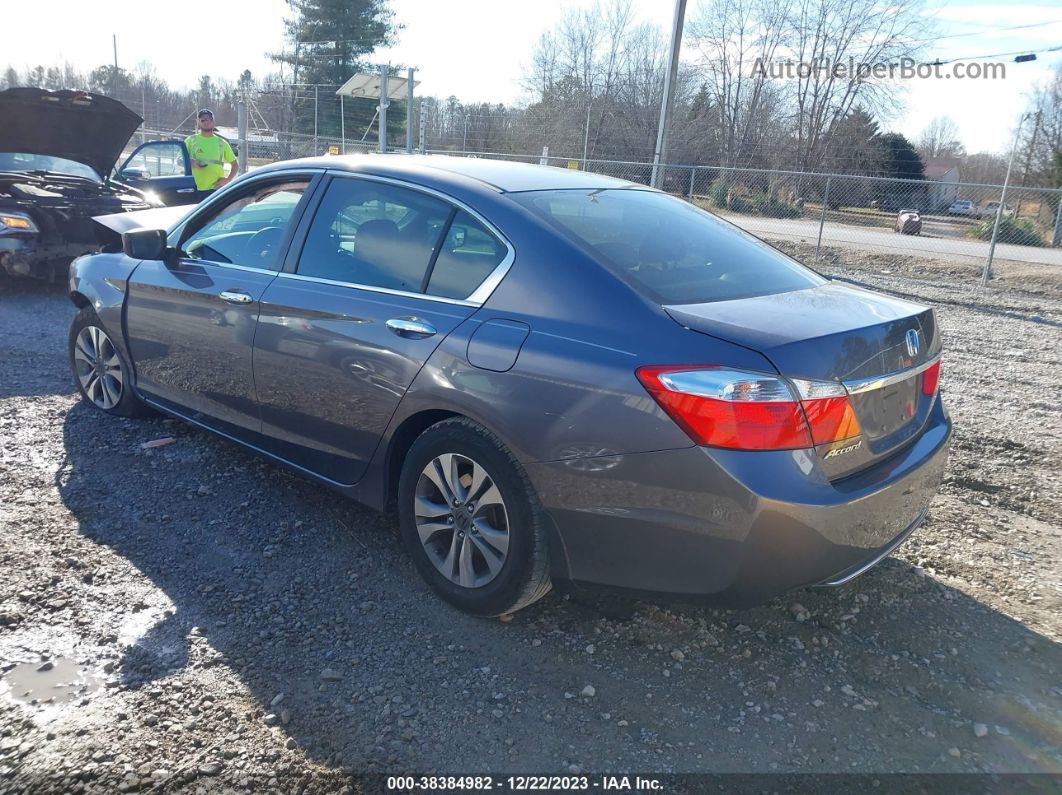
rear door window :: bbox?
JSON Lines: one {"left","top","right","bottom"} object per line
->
{"left": 425, "top": 211, "right": 507, "bottom": 300}
{"left": 515, "top": 189, "right": 825, "bottom": 304}
{"left": 297, "top": 178, "right": 451, "bottom": 293}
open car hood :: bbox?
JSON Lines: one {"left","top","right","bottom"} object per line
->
{"left": 0, "top": 88, "right": 143, "bottom": 178}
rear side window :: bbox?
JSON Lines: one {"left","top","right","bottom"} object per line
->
{"left": 426, "top": 210, "right": 507, "bottom": 300}
{"left": 298, "top": 178, "right": 451, "bottom": 293}
{"left": 514, "top": 189, "right": 825, "bottom": 304}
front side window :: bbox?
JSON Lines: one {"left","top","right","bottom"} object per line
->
{"left": 514, "top": 189, "right": 825, "bottom": 305}
{"left": 124, "top": 142, "right": 186, "bottom": 177}
{"left": 181, "top": 180, "right": 308, "bottom": 270}
{"left": 297, "top": 178, "right": 451, "bottom": 293}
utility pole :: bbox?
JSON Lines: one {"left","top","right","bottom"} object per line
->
{"left": 112, "top": 34, "right": 119, "bottom": 97}
{"left": 378, "top": 64, "right": 389, "bottom": 154}
{"left": 650, "top": 0, "right": 687, "bottom": 189}
{"left": 406, "top": 67, "right": 415, "bottom": 154}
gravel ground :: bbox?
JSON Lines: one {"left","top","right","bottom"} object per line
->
{"left": 0, "top": 248, "right": 1059, "bottom": 793}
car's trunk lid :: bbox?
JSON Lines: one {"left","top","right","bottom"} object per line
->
{"left": 665, "top": 281, "right": 941, "bottom": 475}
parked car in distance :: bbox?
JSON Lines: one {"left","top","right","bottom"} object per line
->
{"left": 69, "top": 155, "right": 950, "bottom": 616}
{"left": 0, "top": 87, "right": 156, "bottom": 280}
{"left": 946, "top": 199, "right": 974, "bottom": 216}
{"left": 979, "top": 201, "right": 1013, "bottom": 219}
{"left": 895, "top": 208, "right": 922, "bottom": 235}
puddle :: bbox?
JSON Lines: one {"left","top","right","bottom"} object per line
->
{"left": 0, "top": 658, "right": 101, "bottom": 706}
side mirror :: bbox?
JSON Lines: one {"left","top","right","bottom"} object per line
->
{"left": 122, "top": 228, "right": 168, "bottom": 260}
{"left": 118, "top": 167, "right": 151, "bottom": 182}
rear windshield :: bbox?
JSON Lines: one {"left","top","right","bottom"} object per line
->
{"left": 514, "top": 188, "right": 824, "bottom": 304}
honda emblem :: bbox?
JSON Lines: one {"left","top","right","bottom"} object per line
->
{"left": 905, "top": 329, "right": 920, "bottom": 358}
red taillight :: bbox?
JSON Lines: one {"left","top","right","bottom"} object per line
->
{"left": 636, "top": 366, "right": 861, "bottom": 451}
{"left": 800, "top": 395, "right": 861, "bottom": 446}
{"left": 921, "top": 361, "right": 941, "bottom": 396}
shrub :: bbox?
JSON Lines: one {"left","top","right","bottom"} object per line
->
{"left": 968, "top": 216, "right": 1044, "bottom": 247}
{"left": 707, "top": 177, "right": 729, "bottom": 208}
{"left": 751, "top": 192, "right": 802, "bottom": 218}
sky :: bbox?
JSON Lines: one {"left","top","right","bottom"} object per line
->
{"left": 7, "top": 0, "right": 1062, "bottom": 155}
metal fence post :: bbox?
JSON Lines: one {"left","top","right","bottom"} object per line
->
{"left": 378, "top": 65, "right": 389, "bottom": 154}
{"left": 815, "top": 176, "right": 831, "bottom": 265}
{"left": 340, "top": 95, "right": 345, "bottom": 154}
{"left": 1052, "top": 196, "right": 1062, "bottom": 247}
{"left": 313, "top": 86, "right": 318, "bottom": 156}
{"left": 983, "top": 113, "right": 1027, "bottom": 285}
{"left": 419, "top": 109, "right": 426, "bottom": 154}
{"left": 236, "top": 99, "right": 247, "bottom": 174}
{"left": 688, "top": 167, "right": 695, "bottom": 201}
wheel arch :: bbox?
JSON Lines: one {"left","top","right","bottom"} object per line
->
{"left": 378, "top": 407, "right": 573, "bottom": 582}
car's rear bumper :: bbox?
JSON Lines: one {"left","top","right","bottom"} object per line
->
{"left": 526, "top": 396, "right": 951, "bottom": 607}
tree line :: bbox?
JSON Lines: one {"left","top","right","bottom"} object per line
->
{"left": 2, "top": 0, "right": 1058, "bottom": 191}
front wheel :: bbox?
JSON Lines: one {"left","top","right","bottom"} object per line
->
{"left": 397, "top": 418, "right": 552, "bottom": 616}
{"left": 69, "top": 307, "right": 153, "bottom": 418}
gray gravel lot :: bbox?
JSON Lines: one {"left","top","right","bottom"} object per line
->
{"left": 0, "top": 247, "right": 1060, "bottom": 793}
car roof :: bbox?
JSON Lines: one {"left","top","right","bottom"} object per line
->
{"left": 256, "top": 153, "right": 644, "bottom": 193}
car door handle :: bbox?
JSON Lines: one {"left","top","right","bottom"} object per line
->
{"left": 219, "top": 290, "right": 253, "bottom": 304}
{"left": 386, "top": 317, "right": 437, "bottom": 339}
{"left": 176, "top": 188, "right": 195, "bottom": 194}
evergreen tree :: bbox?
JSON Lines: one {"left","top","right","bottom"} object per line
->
{"left": 271, "top": 0, "right": 400, "bottom": 143}
{"left": 875, "top": 133, "right": 925, "bottom": 180}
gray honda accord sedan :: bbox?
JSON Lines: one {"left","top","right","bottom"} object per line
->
{"left": 68, "top": 155, "right": 950, "bottom": 616}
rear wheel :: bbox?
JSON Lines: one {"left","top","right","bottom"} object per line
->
{"left": 398, "top": 418, "right": 552, "bottom": 616}
{"left": 69, "top": 307, "right": 153, "bottom": 418}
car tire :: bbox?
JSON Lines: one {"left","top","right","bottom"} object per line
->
{"left": 69, "top": 307, "right": 154, "bottom": 418}
{"left": 397, "top": 417, "right": 552, "bottom": 616}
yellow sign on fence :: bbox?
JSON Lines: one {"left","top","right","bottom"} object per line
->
{"left": 567, "top": 160, "right": 580, "bottom": 170}
{"left": 327, "top": 145, "right": 340, "bottom": 155}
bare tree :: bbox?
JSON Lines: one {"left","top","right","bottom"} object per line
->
{"left": 916, "top": 116, "right": 965, "bottom": 160}
{"left": 688, "top": 0, "right": 788, "bottom": 167}
{"left": 787, "top": 0, "right": 931, "bottom": 172}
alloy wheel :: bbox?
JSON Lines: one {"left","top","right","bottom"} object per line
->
{"left": 414, "top": 453, "right": 510, "bottom": 588}
{"left": 73, "top": 325, "right": 124, "bottom": 410}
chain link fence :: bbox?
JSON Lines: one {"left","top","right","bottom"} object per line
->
{"left": 124, "top": 122, "right": 1062, "bottom": 288}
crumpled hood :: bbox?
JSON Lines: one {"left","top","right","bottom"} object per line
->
{"left": 0, "top": 88, "right": 143, "bottom": 178}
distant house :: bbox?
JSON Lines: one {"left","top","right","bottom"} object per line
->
{"left": 923, "top": 158, "right": 961, "bottom": 211}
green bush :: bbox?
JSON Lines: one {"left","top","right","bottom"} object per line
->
{"left": 968, "top": 216, "right": 1044, "bottom": 247}
{"left": 729, "top": 196, "right": 753, "bottom": 214}
{"left": 751, "top": 192, "right": 802, "bottom": 219}
{"left": 707, "top": 177, "right": 729, "bottom": 208}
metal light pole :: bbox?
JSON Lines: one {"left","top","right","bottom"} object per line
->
{"left": 650, "top": 0, "right": 687, "bottom": 189}
{"left": 378, "top": 64, "right": 389, "bottom": 153}
{"left": 981, "top": 114, "right": 1028, "bottom": 286}
{"left": 406, "top": 67, "right": 415, "bottom": 154}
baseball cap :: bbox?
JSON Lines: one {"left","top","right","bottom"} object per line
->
{"left": 197, "top": 108, "right": 214, "bottom": 119}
